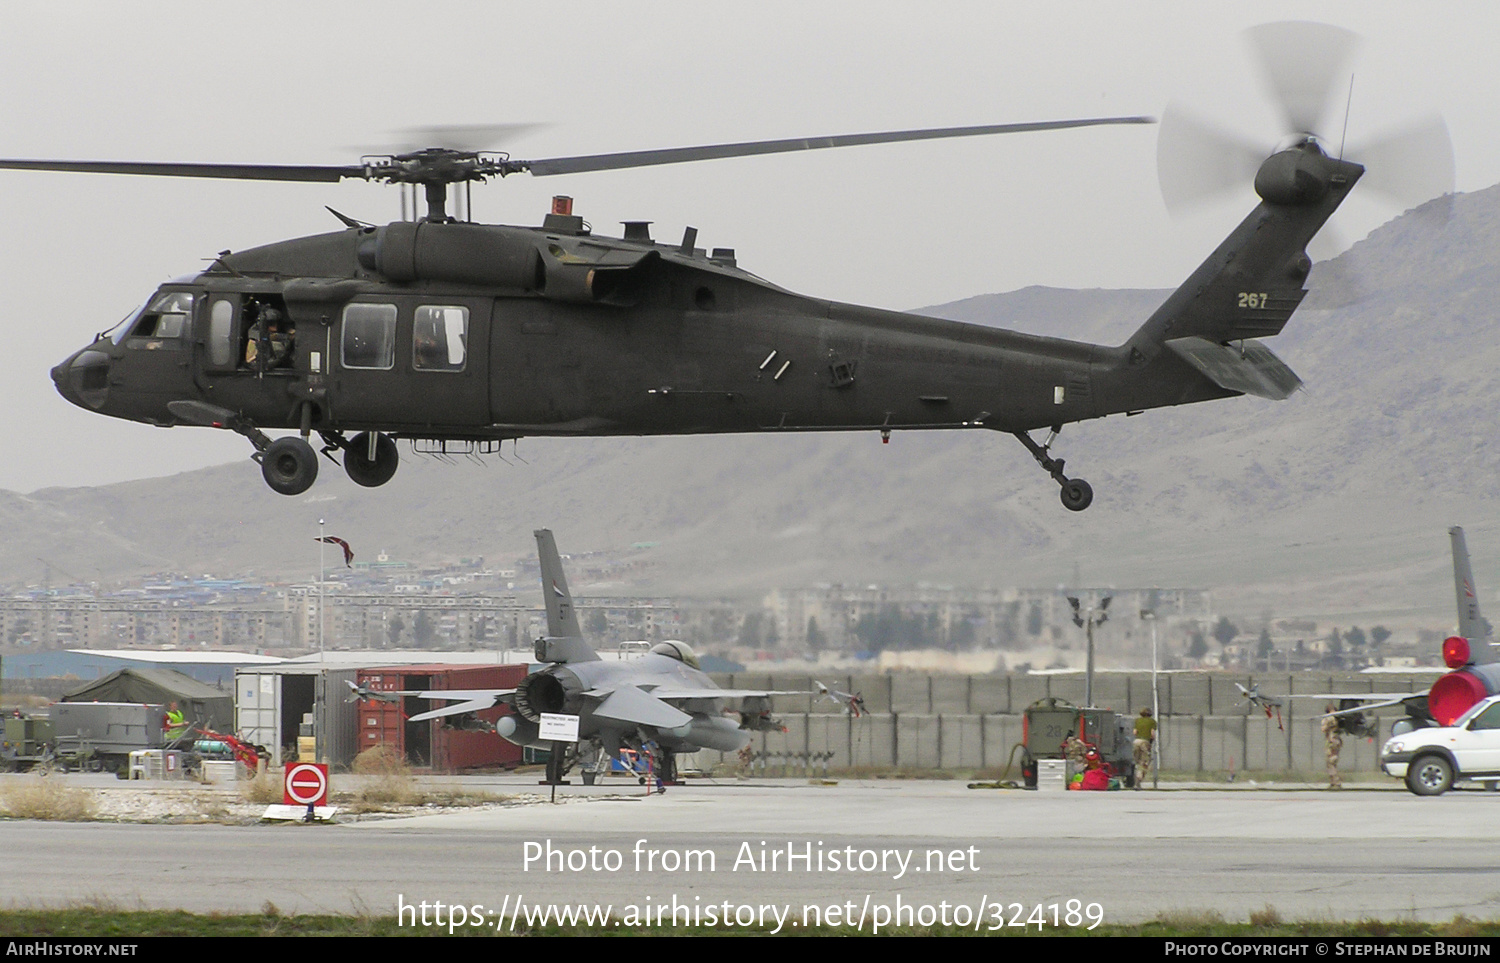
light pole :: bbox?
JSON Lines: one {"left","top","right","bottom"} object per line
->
{"left": 1141, "top": 606, "right": 1161, "bottom": 790}
{"left": 1068, "top": 594, "right": 1111, "bottom": 707}
{"left": 318, "top": 518, "right": 325, "bottom": 659}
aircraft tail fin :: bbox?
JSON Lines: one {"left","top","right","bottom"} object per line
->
{"left": 535, "top": 528, "right": 582, "bottom": 639}
{"left": 533, "top": 528, "right": 600, "bottom": 663}
{"left": 1451, "top": 526, "right": 1495, "bottom": 661}
{"left": 1122, "top": 146, "right": 1361, "bottom": 366}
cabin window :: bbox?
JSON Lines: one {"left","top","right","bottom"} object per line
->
{"left": 413, "top": 305, "right": 468, "bottom": 371}
{"left": 207, "top": 299, "right": 235, "bottom": 367}
{"left": 341, "top": 303, "right": 397, "bottom": 370}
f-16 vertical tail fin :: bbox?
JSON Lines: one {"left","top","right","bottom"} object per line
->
{"left": 1451, "top": 527, "right": 1495, "bottom": 662}
{"left": 532, "top": 528, "right": 599, "bottom": 663}
{"left": 536, "top": 528, "right": 583, "bottom": 638}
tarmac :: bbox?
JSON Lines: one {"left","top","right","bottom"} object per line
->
{"left": 2, "top": 773, "right": 1498, "bottom": 930}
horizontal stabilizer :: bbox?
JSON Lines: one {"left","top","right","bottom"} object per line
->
{"left": 408, "top": 691, "right": 515, "bottom": 723}
{"left": 590, "top": 685, "right": 693, "bottom": 729}
{"left": 646, "top": 687, "right": 807, "bottom": 700}
{"left": 1165, "top": 337, "right": 1302, "bottom": 400}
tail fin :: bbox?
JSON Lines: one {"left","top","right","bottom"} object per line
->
{"left": 532, "top": 529, "right": 600, "bottom": 663}
{"left": 1113, "top": 145, "right": 1362, "bottom": 408}
{"left": 1451, "top": 526, "right": 1495, "bottom": 661}
{"left": 535, "top": 528, "right": 582, "bottom": 639}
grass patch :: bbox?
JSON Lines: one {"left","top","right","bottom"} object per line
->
{"left": 341, "top": 746, "right": 505, "bottom": 812}
{"left": 0, "top": 776, "right": 98, "bottom": 821}
{"left": 1, "top": 908, "right": 1499, "bottom": 937}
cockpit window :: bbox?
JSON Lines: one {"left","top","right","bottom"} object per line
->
{"left": 127, "top": 290, "right": 193, "bottom": 345}
{"left": 649, "top": 640, "right": 701, "bottom": 669}
{"left": 104, "top": 303, "right": 145, "bottom": 345}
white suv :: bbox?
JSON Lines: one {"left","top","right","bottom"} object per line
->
{"left": 1380, "top": 694, "right": 1500, "bottom": 795}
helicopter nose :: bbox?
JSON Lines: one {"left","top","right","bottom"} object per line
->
{"left": 52, "top": 348, "right": 112, "bottom": 410}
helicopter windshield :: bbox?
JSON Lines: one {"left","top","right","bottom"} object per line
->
{"left": 122, "top": 290, "right": 193, "bottom": 343}
{"left": 102, "top": 303, "right": 145, "bottom": 345}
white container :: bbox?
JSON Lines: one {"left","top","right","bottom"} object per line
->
{"left": 1037, "top": 758, "right": 1068, "bottom": 792}
{"left": 200, "top": 760, "right": 241, "bottom": 784}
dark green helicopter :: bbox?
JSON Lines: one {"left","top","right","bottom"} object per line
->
{"left": 17, "top": 26, "right": 1453, "bottom": 510}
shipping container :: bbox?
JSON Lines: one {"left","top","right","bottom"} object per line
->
{"left": 356, "top": 663, "right": 528, "bottom": 771}
{"left": 235, "top": 665, "right": 360, "bottom": 769}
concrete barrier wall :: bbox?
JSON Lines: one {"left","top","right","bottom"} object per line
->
{"left": 694, "top": 671, "right": 1436, "bottom": 776}
{"left": 709, "top": 707, "right": 1405, "bottom": 778}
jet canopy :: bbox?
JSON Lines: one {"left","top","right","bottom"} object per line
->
{"left": 650, "top": 640, "right": 700, "bottom": 670}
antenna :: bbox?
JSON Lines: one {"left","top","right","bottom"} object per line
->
{"left": 1338, "top": 74, "right": 1354, "bottom": 162}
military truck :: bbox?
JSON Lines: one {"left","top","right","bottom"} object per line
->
{"left": 0, "top": 713, "right": 56, "bottom": 772}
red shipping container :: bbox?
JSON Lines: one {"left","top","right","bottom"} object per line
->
{"left": 356, "top": 663, "right": 529, "bottom": 771}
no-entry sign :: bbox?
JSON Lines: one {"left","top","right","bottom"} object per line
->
{"left": 283, "top": 762, "right": 329, "bottom": 806}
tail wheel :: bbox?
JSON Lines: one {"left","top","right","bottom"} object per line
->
{"left": 261, "top": 437, "right": 319, "bottom": 495}
{"left": 1060, "top": 479, "right": 1093, "bottom": 512}
{"left": 1406, "top": 754, "right": 1454, "bottom": 796}
{"left": 344, "top": 432, "right": 400, "bottom": 487}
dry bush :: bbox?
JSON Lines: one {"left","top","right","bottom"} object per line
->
{"left": 240, "top": 769, "right": 283, "bottom": 805}
{"left": 0, "top": 776, "right": 98, "bottom": 821}
{"left": 1249, "top": 905, "right": 1283, "bottom": 928}
{"left": 351, "top": 745, "right": 418, "bottom": 807}
{"left": 1438, "top": 915, "right": 1481, "bottom": 937}
{"left": 352, "top": 745, "right": 407, "bottom": 776}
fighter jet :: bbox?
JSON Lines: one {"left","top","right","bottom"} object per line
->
{"left": 350, "top": 529, "right": 795, "bottom": 784}
{"left": 1241, "top": 527, "right": 1500, "bottom": 734}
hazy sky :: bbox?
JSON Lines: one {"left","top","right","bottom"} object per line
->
{"left": 3, "top": 1, "right": 1496, "bottom": 492}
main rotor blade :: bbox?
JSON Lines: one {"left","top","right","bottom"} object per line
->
{"left": 1245, "top": 21, "right": 1359, "bottom": 136}
{"left": 519, "top": 116, "right": 1155, "bottom": 177}
{"left": 0, "top": 159, "right": 363, "bottom": 183}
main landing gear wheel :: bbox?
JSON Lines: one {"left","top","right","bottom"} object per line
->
{"left": 344, "top": 432, "right": 399, "bottom": 487}
{"left": 261, "top": 437, "right": 319, "bottom": 495}
{"left": 1059, "top": 478, "right": 1093, "bottom": 512}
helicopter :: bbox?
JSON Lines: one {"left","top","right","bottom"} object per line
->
{"left": 21, "top": 25, "right": 1453, "bottom": 511}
